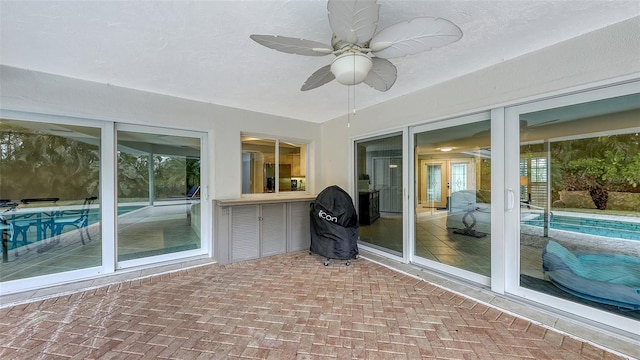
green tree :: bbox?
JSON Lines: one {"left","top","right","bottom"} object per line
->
{"left": 552, "top": 132, "right": 640, "bottom": 209}
{"left": 1, "top": 124, "right": 99, "bottom": 201}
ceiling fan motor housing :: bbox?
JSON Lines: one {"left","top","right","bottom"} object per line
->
{"left": 330, "top": 52, "right": 373, "bottom": 85}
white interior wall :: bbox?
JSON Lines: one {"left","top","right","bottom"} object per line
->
{"left": 0, "top": 65, "right": 322, "bottom": 200}
{"left": 319, "top": 17, "right": 640, "bottom": 191}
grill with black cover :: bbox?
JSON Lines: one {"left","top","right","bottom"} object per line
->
{"left": 309, "top": 185, "right": 359, "bottom": 266}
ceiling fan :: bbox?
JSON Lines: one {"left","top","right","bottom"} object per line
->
{"left": 250, "top": 0, "right": 463, "bottom": 92}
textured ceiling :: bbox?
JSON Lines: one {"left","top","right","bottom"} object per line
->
{"left": 1, "top": 0, "right": 638, "bottom": 123}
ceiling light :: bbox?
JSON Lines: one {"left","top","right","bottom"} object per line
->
{"left": 330, "top": 52, "right": 373, "bottom": 85}
{"left": 440, "top": 147, "right": 453, "bottom": 152}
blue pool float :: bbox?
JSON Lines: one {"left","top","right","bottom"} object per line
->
{"left": 542, "top": 241, "right": 640, "bottom": 311}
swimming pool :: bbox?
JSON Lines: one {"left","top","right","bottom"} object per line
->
{"left": 523, "top": 214, "right": 640, "bottom": 241}
{"left": 78, "top": 205, "right": 146, "bottom": 224}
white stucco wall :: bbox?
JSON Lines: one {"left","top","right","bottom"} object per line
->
{"left": 0, "top": 65, "right": 322, "bottom": 200}
{"left": 319, "top": 17, "right": 640, "bottom": 191}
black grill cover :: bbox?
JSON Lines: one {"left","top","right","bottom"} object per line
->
{"left": 309, "top": 185, "right": 359, "bottom": 260}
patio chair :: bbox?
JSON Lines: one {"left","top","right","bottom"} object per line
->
{"left": 0, "top": 215, "right": 13, "bottom": 261}
{"left": 186, "top": 185, "right": 200, "bottom": 199}
{"left": 10, "top": 213, "right": 41, "bottom": 248}
{"left": 53, "top": 196, "right": 98, "bottom": 245}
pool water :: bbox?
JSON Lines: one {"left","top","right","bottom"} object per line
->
{"left": 86, "top": 205, "right": 145, "bottom": 223}
{"left": 523, "top": 214, "right": 640, "bottom": 241}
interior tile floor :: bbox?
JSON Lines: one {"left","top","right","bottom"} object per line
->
{"left": 0, "top": 251, "right": 635, "bottom": 359}
{"left": 360, "top": 209, "right": 496, "bottom": 277}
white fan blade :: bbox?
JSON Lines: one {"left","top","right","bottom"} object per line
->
{"left": 301, "top": 65, "right": 335, "bottom": 91}
{"left": 250, "top": 35, "right": 333, "bottom": 56}
{"left": 327, "top": 0, "right": 379, "bottom": 44}
{"left": 364, "top": 58, "right": 397, "bottom": 92}
{"left": 369, "top": 17, "right": 463, "bottom": 59}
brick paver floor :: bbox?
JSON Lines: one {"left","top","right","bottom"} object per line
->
{"left": 0, "top": 251, "right": 623, "bottom": 359}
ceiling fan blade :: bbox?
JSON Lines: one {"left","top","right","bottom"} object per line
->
{"left": 301, "top": 65, "right": 335, "bottom": 91}
{"left": 327, "top": 0, "right": 379, "bottom": 44}
{"left": 369, "top": 17, "right": 463, "bottom": 59}
{"left": 363, "top": 58, "right": 397, "bottom": 92}
{"left": 250, "top": 35, "right": 333, "bottom": 56}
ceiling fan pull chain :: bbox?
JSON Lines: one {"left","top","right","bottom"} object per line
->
{"left": 352, "top": 52, "right": 357, "bottom": 116}
{"left": 353, "top": 52, "right": 356, "bottom": 116}
{"left": 347, "top": 84, "right": 351, "bottom": 128}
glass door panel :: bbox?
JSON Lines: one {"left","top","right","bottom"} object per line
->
{"left": 413, "top": 119, "right": 491, "bottom": 277}
{"left": 355, "top": 134, "right": 403, "bottom": 257}
{"left": 116, "top": 128, "right": 201, "bottom": 263}
{"left": 518, "top": 92, "right": 640, "bottom": 321}
{"left": 1, "top": 119, "right": 101, "bottom": 281}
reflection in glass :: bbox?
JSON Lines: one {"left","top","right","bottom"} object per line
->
{"left": 279, "top": 141, "right": 307, "bottom": 192}
{"left": 242, "top": 137, "right": 276, "bottom": 193}
{"left": 414, "top": 120, "right": 491, "bottom": 276}
{"left": 519, "top": 93, "right": 640, "bottom": 319}
{"left": 355, "top": 134, "right": 403, "bottom": 256}
{"left": 117, "top": 130, "right": 201, "bottom": 262}
{"left": 427, "top": 165, "right": 442, "bottom": 202}
{"left": 242, "top": 136, "right": 307, "bottom": 194}
{"left": 0, "top": 119, "right": 101, "bottom": 281}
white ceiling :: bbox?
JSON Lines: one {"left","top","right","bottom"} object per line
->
{"left": 1, "top": 0, "right": 638, "bottom": 123}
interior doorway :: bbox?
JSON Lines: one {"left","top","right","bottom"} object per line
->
{"left": 420, "top": 160, "right": 472, "bottom": 210}
{"left": 420, "top": 160, "right": 448, "bottom": 209}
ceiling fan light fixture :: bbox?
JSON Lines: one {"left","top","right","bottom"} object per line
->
{"left": 330, "top": 52, "right": 372, "bottom": 85}
{"left": 250, "top": 1, "right": 463, "bottom": 91}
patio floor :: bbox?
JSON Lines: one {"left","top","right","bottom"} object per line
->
{"left": 0, "top": 251, "right": 627, "bottom": 359}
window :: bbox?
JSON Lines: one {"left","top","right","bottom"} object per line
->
{"left": 241, "top": 135, "right": 307, "bottom": 194}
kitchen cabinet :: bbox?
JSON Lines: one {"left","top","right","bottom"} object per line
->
{"left": 229, "top": 203, "right": 286, "bottom": 262}
{"left": 216, "top": 196, "right": 314, "bottom": 264}
{"left": 288, "top": 201, "right": 311, "bottom": 251}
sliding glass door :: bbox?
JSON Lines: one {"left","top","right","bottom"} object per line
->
{"left": 116, "top": 125, "right": 203, "bottom": 265}
{"left": 507, "top": 87, "right": 640, "bottom": 331}
{"left": 0, "top": 118, "right": 102, "bottom": 282}
{"left": 412, "top": 114, "right": 492, "bottom": 281}
{"left": 355, "top": 133, "right": 404, "bottom": 257}
{"left": 0, "top": 116, "right": 208, "bottom": 293}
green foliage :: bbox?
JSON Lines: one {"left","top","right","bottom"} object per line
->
{"left": 1, "top": 123, "right": 200, "bottom": 202}
{"left": 1, "top": 124, "right": 100, "bottom": 200}
{"left": 552, "top": 133, "right": 639, "bottom": 193}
